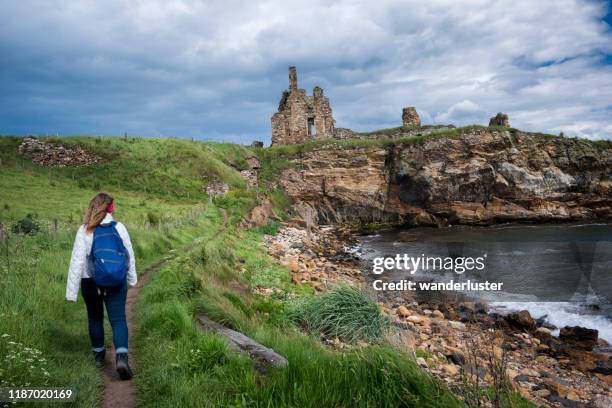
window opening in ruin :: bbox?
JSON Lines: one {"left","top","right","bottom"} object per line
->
{"left": 308, "top": 118, "right": 316, "bottom": 137}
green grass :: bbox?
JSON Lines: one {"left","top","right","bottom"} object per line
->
{"left": 288, "top": 286, "right": 390, "bottom": 343}
{"left": 0, "top": 135, "right": 245, "bottom": 406}
{"left": 0, "top": 136, "right": 253, "bottom": 202}
{"left": 0, "top": 209, "right": 217, "bottom": 407}
{"left": 353, "top": 124, "right": 452, "bottom": 137}
{"left": 134, "top": 227, "right": 466, "bottom": 408}
{"left": 0, "top": 134, "right": 533, "bottom": 407}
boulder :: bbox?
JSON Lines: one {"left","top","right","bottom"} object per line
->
{"left": 448, "top": 320, "right": 466, "bottom": 330}
{"left": 534, "top": 389, "right": 551, "bottom": 398}
{"left": 442, "top": 363, "right": 460, "bottom": 376}
{"left": 407, "top": 315, "right": 425, "bottom": 324}
{"left": 504, "top": 310, "right": 536, "bottom": 332}
{"left": 559, "top": 326, "right": 598, "bottom": 350}
{"left": 240, "top": 198, "right": 277, "bottom": 228}
{"left": 535, "top": 327, "right": 552, "bottom": 336}
{"left": 396, "top": 305, "right": 411, "bottom": 317}
{"left": 432, "top": 310, "right": 444, "bottom": 319}
{"left": 446, "top": 353, "right": 465, "bottom": 366}
{"left": 520, "top": 368, "right": 540, "bottom": 377}
{"left": 542, "top": 376, "right": 574, "bottom": 399}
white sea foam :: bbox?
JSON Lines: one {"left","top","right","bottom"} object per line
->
{"left": 491, "top": 301, "right": 612, "bottom": 343}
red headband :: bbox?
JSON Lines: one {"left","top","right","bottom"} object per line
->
{"left": 107, "top": 201, "right": 115, "bottom": 213}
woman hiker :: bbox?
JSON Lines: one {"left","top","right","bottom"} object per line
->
{"left": 65, "top": 193, "right": 137, "bottom": 380}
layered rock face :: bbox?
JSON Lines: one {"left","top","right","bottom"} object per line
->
{"left": 278, "top": 129, "right": 611, "bottom": 226}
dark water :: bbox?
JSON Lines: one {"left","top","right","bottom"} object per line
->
{"left": 357, "top": 223, "right": 612, "bottom": 341}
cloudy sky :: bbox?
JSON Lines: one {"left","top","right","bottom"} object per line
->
{"left": 1, "top": 0, "right": 611, "bottom": 143}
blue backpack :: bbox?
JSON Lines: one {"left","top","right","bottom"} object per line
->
{"left": 90, "top": 221, "right": 129, "bottom": 287}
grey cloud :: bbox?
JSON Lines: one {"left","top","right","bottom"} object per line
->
{"left": 0, "top": 0, "right": 610, "bottom": 141}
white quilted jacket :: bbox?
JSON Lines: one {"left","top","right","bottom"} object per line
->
{"left": 65, "top": 213, "right": 137, "bottom": 301}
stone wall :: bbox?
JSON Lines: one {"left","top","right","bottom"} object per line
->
{"left": 334, "top": 128, "right": 354, "bottom": 140}
{"left": 271, "top": 67, "right": 336, "bottom": 146}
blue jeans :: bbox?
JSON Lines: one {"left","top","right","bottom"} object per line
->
{"left": 81, "top": 278, "right": 128, "bottom": 354}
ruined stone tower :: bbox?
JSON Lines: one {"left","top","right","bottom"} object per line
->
{"left": 402, "top": 107, "right": 421, "bottom": 127}
{"left": 489, "top": 112, "right": 510, "bottom": 127}
{"left": 271, "top": 67, "right": 336, "bottom": 146}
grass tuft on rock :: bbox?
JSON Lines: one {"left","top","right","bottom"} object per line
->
{"left": 289, "top": 286, "right": 389, "bottom": 344}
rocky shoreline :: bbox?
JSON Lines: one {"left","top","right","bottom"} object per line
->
{"left": 263, "top": 223, "right": 612, "bottom": 408}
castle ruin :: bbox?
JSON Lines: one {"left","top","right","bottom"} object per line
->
{"left": 489, "top": 112, "right": 510, "bottom": 127}
{"left": 271, "top": 67, "right": 336, "bottom": 146}
{"left": 268, "top": 67, "right": 517, "bottom": 146}
{"left": 270, "top": 66, "right": 429, "bottom": 145}
{"left": 402, "top": 107, "right": 421, "bottom": 127}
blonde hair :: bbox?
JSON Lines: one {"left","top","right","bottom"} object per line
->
{"left": 84, "top": 193, "right": 114, "bottom": 234}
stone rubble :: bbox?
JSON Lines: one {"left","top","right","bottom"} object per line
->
{"left": 18, "top": 137, "right": 100, "bottom": 167}
{"left": 264, "top": 224, "right": 364, "bottom": 293}
{"left": 202, "top": 179, "right": 229, "bottom": 197}
{"left": 239, "top": 170, "right": 258, "bottom": 188}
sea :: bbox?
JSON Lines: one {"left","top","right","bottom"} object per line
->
{"left": 356, "top": 222, "right": 612, "bottom": 342}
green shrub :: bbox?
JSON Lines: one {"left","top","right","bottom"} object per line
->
{"left": 289, "top": 286, "right": 389, "bottom": 344}
{"left": 11, "top": 214, "right": 39, "bottom": 235}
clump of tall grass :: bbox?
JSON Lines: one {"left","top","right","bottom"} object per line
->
{"left": 289, "top": 286, "right": 389, "bottom": 344}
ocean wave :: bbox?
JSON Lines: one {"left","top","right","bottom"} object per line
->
{"left": 491, "top": 301, "right": 612, "bottom": 343}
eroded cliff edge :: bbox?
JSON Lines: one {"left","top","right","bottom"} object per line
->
{"left": 276, "top": 128, "right": 611, "bottom": 226}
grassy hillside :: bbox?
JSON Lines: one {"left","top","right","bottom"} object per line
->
{"left": 0, "top": 135, "right": 469, "bottom": 407}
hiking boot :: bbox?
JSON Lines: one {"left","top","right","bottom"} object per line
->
{"left": 116, "top": 352, "right": 133, "bottom": 380}
{"left": 93, "top": 350, "right": 106, "bottom": 368}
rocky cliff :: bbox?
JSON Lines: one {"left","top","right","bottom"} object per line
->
{"left": 277, "top": 128, "right": 612, "bottom": 226}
